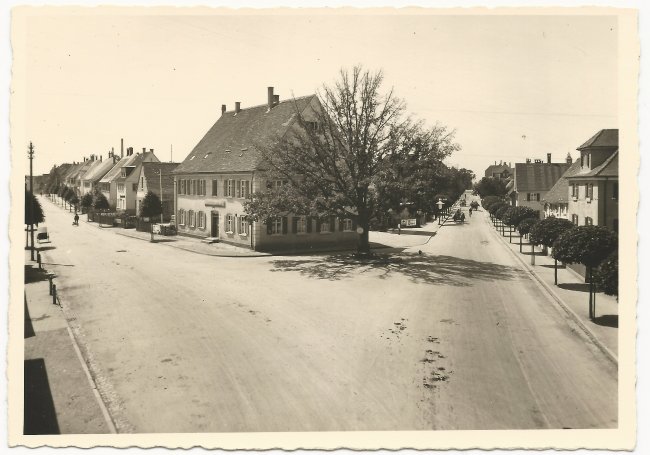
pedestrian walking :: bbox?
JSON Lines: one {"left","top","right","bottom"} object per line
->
{"left": 73, "top": 212, "right": 79, "bottom": 226}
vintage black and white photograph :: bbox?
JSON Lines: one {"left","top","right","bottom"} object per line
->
{"left": 8, "top": 4, "right": 639, "bottom": 450}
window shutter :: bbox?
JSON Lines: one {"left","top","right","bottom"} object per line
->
{"left": 316, "top": 218, "right": 321, "bottom": 233}
{"left": 292, "top": 217, "right": 298, "bottom": 234}
{"left": 282, "top": 216, "right": 288, "bottom": 234}
{"left": 306, "top": 216, "right": 312, "bottom": 233}
{"left": 266, "top": 220, "right": 272, "bottom": 235}
{"left": 330, "top": 216, "right": 336, "bottom": 231}
{"left": 536, "top": 193, "right": 540, "bottom": 201}
{"left": 338, "top": 218, "right": 343, "bottom": 232}
{"left": 237, "top": 181, "right": 241, "bottom": 198}
{"left": 245, "top": 181, "right": 250, "bottom": 198}
{"left": 526, "top": 193, "right": 531, "bottom": 202}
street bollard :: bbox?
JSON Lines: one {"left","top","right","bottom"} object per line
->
{"left": 52, "top": 284, "right": 57, "bottom": 305}
{"left": 37, "top": 252, "right": 42, "bottom": 269}
{"left": 48, "top": 276, "right": 53, "bottom": 295}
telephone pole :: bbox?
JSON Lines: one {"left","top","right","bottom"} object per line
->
{"left": 28, "top": 142, "right": 35, "bottom": 261}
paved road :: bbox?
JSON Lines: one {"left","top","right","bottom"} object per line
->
{"left": 37, "top": 196, "right": 617, "bottom": 432}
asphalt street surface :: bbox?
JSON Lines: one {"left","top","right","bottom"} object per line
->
{"left": 37, "top": 197, "right": 617, "bottom": 432}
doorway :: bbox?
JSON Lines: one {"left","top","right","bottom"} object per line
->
{"left": 211, "top": 212, "right": 219, "bottom": 238}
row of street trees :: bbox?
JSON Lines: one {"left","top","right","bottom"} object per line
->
{"left": 481, "top": 197, "right": 618, "bottom": 319}
{"left": 244, "top": 66, "right": 471, "bottom": 254}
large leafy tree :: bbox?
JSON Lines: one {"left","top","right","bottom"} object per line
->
{"left": 246, "top": 66, "right": 459, "bottom": 254}
{"left": 139, "top": 191, "right": 162, "bottom": 218}
{"left": 529, "top": 217, "right": 575, "bottom": 285}
{"left": 552, "top": 226, "right": 618, "bottom": 319}
{"left": 473, "top": 177, "right": 508, "bottom": 198}
{"left": 372, "top": 125, "right": 461, "bottom": 227}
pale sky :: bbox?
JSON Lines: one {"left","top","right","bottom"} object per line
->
{"left": 17, "top": 10, "right": 618, "bottom": 176}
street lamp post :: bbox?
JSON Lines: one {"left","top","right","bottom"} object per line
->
{"left": 159, "top": 169, "right": 163, "bottom": 224}
{"left": 28, "top": 142, "right": 35, "bottom": 261}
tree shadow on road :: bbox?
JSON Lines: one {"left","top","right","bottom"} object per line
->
{"left": 271, "top": 252, "right": 526, "bottom": 286}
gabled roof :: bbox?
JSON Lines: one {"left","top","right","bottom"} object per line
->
{"left": 577, "top": 129, "right": 618, "bottom": 151}
{"left": 82, "top": 158, "right": 119, "bottom": 184}
{"left": 53, "top": 163, "right": 73, "bottom": 180}
{"left": 99, "top": 156, "right": 132, "bottom": 184}
{"left": 61, "top": 162, "right": 85, "bottom": 182}
{"left": 174, "top": 95, "right": 317, "bottom": 174}
{"left": 72, "top": 160, "right": 94, "bottom": 181}
{"left": 114, "top": 152, "right": 152, "bottom": 183}
{"left": 567, "top": 150, "right": 618, "bottom": 179}
{"left": 513, "top": 162, "right": 571, "bottom": 192}
{"left": 542, "top": 161, "right": 582, "bottom": 204}
{"left": 141, "top": 162, "right": 179, "bottom": 198}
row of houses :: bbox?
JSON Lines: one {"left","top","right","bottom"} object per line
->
{"left": 496, "top": 129, "right": 619, "bottom": 233}
{"left": 46, "top": 87, "right": 358, "bottom": 253}
{"left": 49, "top": 145, "right": 179, "bottom": 220}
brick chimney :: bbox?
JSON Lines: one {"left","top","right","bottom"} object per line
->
{"left": 273, "top": 94, "right": 279, "bottom": 105}
{"left": 142, "top": 147, "right": 146, "bottom": 154}
{"left": 547, "top": 153, "right": 552, "bottom": 163}
{"left": 267, "top": 86, "right": 274, "bottom": 110}
{"left": 566, "top": 153, "right": 573, "bottom": 164}
{"left": 235, "top": 102, "right": 241, "bottom": 114}
{"left": 121, "top": 138, "right": 124, "bottom": 158}
{"left": 221, "top": 104, "right": 226, "bottom": 116}
{"left": 526, "top": 158, "right": 531, "bottom": 163}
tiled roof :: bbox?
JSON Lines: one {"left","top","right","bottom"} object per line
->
{"left": 141, "top": 162, "right": 179, "bottom": 199}
{"left": 82, "top": 158, "right": 119, "bottom": 184}
{"left": 174, "top": 95, "right": 317, "bottom": 174}
{"left": 115, "top": 152, "right": 159, "bottom": 183}
{"left": 54, "top": 163, "right": 72, "bottom": 180}
{"left": 72, "top": 160, "right": 94, "bottom": 181}
{"left": 567, "top": 150, "right": 618, "bottom": 179}
{"left": 514, "top": 162, "right": 571, "bottom": 192}
{"left": 62, "top": 162, "right": 85, "bottom": 182}
{"left": 542, "top": 161, "right": 582, "bottom": 203}
{"left": 577, "top": 129, "right": 618, "bottom": 151}
{"left": 99, "top": 156, "right": 132, "bottom": 184}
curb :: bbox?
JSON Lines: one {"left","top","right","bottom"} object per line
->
{"left": 27, "top": 249, "right": 118, "bottom": 433}
{"left": 484, "top": 215, "right": 618, "bottom": 366}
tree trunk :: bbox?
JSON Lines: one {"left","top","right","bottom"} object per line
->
{"left": 509, "top": 224, "right": 512, "bottom": 243}
{"left": 554, "top": 258, "right": 558, "bottom": 285}
{"left": 588, "top": 266, "right": 593, "bottom": 319}
{"left": 531, "top": 243, "right": 535, "bottom": 265}
{"left": 357, "top": 206, "right": 370, "bottom": 254}
{"left": 519, "top": 234, "right": 522, "bottom": 253}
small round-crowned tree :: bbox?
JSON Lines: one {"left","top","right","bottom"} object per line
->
{"left": 516, "top": 217, "right": 538, "bottom": 253}
{"left": 139, "top": 191, "right": 162, "bottom": 219}
{"left": 552, "top": 225, "right": 618, "bottom": 319}
{"left": 593, "top": 251, "right": 618, "bottom": 298}
{"left": 529, "top": 217, "right": 575, "bottom": 284}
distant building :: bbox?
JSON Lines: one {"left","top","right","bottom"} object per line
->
{"left": 566, "top": 129, "right": 618, "bottom": 231}
{"left": 484, "top": 162, "right": 514, "bottom": 180}
{"left": 512, "top": 153, "right": 572, "bottom": 216}
{"left": 114, "top": 148, "right": 160, "bottom": 213}
{"left": 173, "top": 86, "right": 358, "bottom": 252}
{"left": 80, "top": 154, "right": 120, "bottom": 196}
{"left": 542, "top": 154, "right": 579, "bottom": 219}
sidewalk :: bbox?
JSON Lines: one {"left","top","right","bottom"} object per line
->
{"left": 485, "top": 215, "right": 618, "bottom": 363}
{"left": 24, "top": 251, "right": 114, "bottom": 434}
{"left": 369, "top": 212, "right": 455, "bottom": 249}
